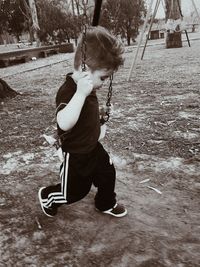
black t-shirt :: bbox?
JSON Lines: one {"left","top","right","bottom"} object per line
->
{"left": 56, "top": 73, "right": 100, "bottom": 154}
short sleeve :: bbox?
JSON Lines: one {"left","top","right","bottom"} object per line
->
{"left": 55, "top": 75, "right": 76, "bottom": 115}
{"left": 55, "top": 102, "right": 67, "bottom": 115}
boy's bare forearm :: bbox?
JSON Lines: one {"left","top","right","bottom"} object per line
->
{"left": 57, "top": 92, "right": 86, "bottom": 131}
{"left": 57, "top": 72, "right": 93, "bottom": 131}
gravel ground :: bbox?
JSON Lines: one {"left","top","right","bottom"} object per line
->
{"left": 0, "top": 31, "right": 200, "bottom": 267}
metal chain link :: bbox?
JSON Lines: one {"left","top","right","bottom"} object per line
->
{"left": 100, "top": 74, "right": 113, "bottom": 123}
{"left": 81, "top": 0, "right": 88, "bottom": 71}
{"left": 106, "top": 74, "right": 113, "bottom": 108}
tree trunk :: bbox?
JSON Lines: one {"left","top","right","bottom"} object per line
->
{"left": 27, "top": 0, "right": 40, "bottom": 46}
{"left": 0, "top": 79, "right": 18, "bottom": 100}
{"left": 28, "top": 19, "right": 34, "bottom": 44}
{"left": 165, "top": 0, "right": 182, "bottom": 48}
{"left": 74, "top": 0, "right": 80, "bottom": 16}
{"left": 127, "top": 35, "right": 131, "bottom": 46}
{"left": 126, "top": 24, "right": 131, "bottom": 46}
{"left": 66, "top": 33, "right": 70, "bottom": 43}
{"left": 71, "top": 0, "right": 75, "bottom": 16}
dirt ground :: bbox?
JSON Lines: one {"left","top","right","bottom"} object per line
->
{"left": 0, "top": 33, "right": 200, "bottom": 267}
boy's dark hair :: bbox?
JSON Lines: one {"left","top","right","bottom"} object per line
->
{"left": 74, "top": 26, "right": 124, "bottom": 72}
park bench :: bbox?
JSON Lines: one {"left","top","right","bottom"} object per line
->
{"left": 39, "top": 48, "right": 59, "bottom": 58}
{"left": 0, "top": 58, "right": 9, "bottom": 67}
{"left": 0, "top": 55, "right": 29, "bottom": 68}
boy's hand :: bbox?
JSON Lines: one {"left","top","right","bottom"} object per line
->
{"left": 76, "top": 72, "right": 93, "bottom": 97}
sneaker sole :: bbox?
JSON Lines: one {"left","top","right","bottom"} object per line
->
{"left": 103, "top": 208, "right": 128, "bottom": 218}
{"left": 96, "top": 207, "right": 128, "bottom": 218}
{"left": 38, "top": 187, "right": 54, "bottom": 217}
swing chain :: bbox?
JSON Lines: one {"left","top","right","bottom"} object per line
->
{"left": 81, "top": 0, "right": 113, "bottom": 124}
{"left": 81, "top": 0, "right": 88, "bottom": 71}
{"left": 106, "top": 74, "right": 113, "bottom": 109}
{"left": 100, "top": 74, "right": 113, "bottom": 124}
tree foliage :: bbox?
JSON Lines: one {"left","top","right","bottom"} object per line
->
{"left": 100, "top": 0, "right": 146, "bottom": 45}
{"left": 36, "top": 0, "right": 80, "bottom": 44}
{"left": 0, "top": 0, "right": 27, "bottom": 39}
{"left": 1, "top": 0, "right": 146, "bottom": 46}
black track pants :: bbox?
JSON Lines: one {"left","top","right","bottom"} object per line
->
{"left": 41, "top": 142, "right": 116, "bottom": 211}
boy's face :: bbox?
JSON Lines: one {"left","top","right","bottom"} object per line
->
{"left": 90, "top": 69, "right": 112, "bottom": 89}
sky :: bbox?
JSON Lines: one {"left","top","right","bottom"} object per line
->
{"left": 146, "top": 0, "right": 200, "bottom": 18}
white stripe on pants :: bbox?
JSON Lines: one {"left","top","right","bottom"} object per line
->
{"left": 42, "top": 152, "right": 69, "bottom": 208}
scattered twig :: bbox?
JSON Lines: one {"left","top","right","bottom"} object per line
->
{"left": 139, "top": 178, "right": 150, "bottom": 184}
{"left": 42, "top": 134, "right": 57, "bottom": 145}
{"left": 147, "top": 186, "right": 162, "bottom": 195}
{"left": 167, "top": 120, "right": 176, "bottom": 125}
{"left": 154, "top": 121, "right": 168, "bottom": 127}
{"left": 185, "top": 142, "right": 200, "bottom": 145}
{"left": 118, "top": 179, "right": 128, "bottom": 186}
{"left": 35, "top": 216, "right": 42, "bottom": 229}
{"left": 189, "top": 148, "right": 199, "bottom": 155}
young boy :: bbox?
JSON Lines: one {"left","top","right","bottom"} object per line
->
{"left": 38, "top": 26, "right": 127, "bottom": 218}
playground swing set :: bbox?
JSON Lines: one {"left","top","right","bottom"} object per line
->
{"left": 127, "top": 0, "right": 200, "bottom": 81}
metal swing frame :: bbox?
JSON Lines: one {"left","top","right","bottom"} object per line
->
{"left": 128, "top": 0, "right": 200, "bottom": 81}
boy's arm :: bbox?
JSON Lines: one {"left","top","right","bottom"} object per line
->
{"left": 57, "top": 73, "right": 93, "bottom": 132}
